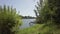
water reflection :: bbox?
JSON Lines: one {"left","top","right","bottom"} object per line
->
{"left": 20, "top": 19, "right": 35, "bottom": 29}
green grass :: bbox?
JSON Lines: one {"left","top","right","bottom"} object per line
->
{"left": 16, "top": 24, "right": 60, "bottom": 34}
{"left": 39, "top": 24, "right": 60, "bottom": 34}
{"left": 17, "top": 24, "right": 44, "bottom": 34}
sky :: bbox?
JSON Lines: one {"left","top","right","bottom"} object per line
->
{"left": 0, "top": 0, "right": 38, "bottom": 17}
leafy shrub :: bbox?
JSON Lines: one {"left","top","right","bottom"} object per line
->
{"left": 0, "top": 5, "right": 22, "bottom": 34}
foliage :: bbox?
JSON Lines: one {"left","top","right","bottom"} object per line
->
{"left": 34, "top": 0, "right": 60, "bottom": 25}
{"left": 18, "top": 24, "right": 44, "bottom": 34}
{"left": 34, "top": 0, "right": 60, "bottom": 34}
{"left": 48, "top": 0, "right": 60, "bottom": 26}
{"left": 0, "top": 5, "right": 22, "bottom": 34}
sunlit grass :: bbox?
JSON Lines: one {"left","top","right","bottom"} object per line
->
{"left": 17, "top": 24, "right": 44, "bottom": 34}
{"left": 16, "top": 23, "right": 60, "bottom": 34}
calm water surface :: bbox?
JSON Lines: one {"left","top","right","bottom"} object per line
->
{"left": 20, "top": 19, "right": 35, "bottom": 29}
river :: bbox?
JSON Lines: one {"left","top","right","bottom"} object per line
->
{"left": 20, "top": 19, "right": 36, "bottom": 29}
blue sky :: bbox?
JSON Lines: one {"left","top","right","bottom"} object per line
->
{"left": 0, "top": 0, "right": 38, "bottom": 17}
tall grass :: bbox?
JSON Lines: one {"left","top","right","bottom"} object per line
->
{"left": 0, "top": 5, "right": 22, "bottom": 34}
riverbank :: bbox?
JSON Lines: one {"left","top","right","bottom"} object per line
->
{"left": 17, "top": 23, "right": 60, "bottom": 34}
{"left": 17, "top": 24, "right": 44, "bottom": 34}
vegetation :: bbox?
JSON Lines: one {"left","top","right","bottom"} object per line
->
{"left": 19, "top": 0, "right": 60, "bottom": 34}
{"left": 0, "top": 5, "right": 22, "bottom": 34}
{"left": 34, "top": 0, "right": 60, "bottom": 34}
{"left": 20, "top": 15, "right": 36, "bottom": 19}
{"left": 18, "top": 24, "right": 44, "bottom": 34}
{"left": 0, "top": 0, "right": 60, "bottom": 34}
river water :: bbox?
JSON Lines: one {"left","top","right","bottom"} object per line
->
{"left": 20, "top": 19, "right": 36, "bottom": 29}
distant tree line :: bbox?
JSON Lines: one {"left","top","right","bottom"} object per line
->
{"left": 20, "top": 15, "right": 36, "bottom": 19}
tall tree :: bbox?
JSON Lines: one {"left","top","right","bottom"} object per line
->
{"left": 34, "top": 0, "right": 48, "bottom": 24}
{"left": 48, "top": 0, "right": 60, "bottom": 25}
{"left": 34, "top": 0, "right": 60, "bottom": 25}
{"left": 34, "top": 0, "right": 60, "bottom": 34}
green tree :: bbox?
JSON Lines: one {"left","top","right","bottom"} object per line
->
{"left": 0, "top": 5, "right": 22, "bottom": 34}
{"left": 48, "top": 0, "right": 60, "bottom": 25}
{"left": 34, "top": 0, "right": 60, "bottom": 34}
{"left": 34, "top": 0, "right": 49, "bottom": 24}
{"left": 34, "top": 0, "right": 58, "bottom": 24}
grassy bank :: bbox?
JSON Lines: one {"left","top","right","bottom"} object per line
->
{"left": 16, "top": 24, "right": 60, "bottom": 34}
{"left": 17, "top": 24, "right": 44, "bottom": 34}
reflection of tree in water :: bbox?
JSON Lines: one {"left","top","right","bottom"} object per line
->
{"left": 29, "top": 22, "right": 35, "bottom": 26}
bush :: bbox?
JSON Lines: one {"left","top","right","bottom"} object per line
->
{"left": 0, "top": 5, "right": 22, "bottom": 34}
